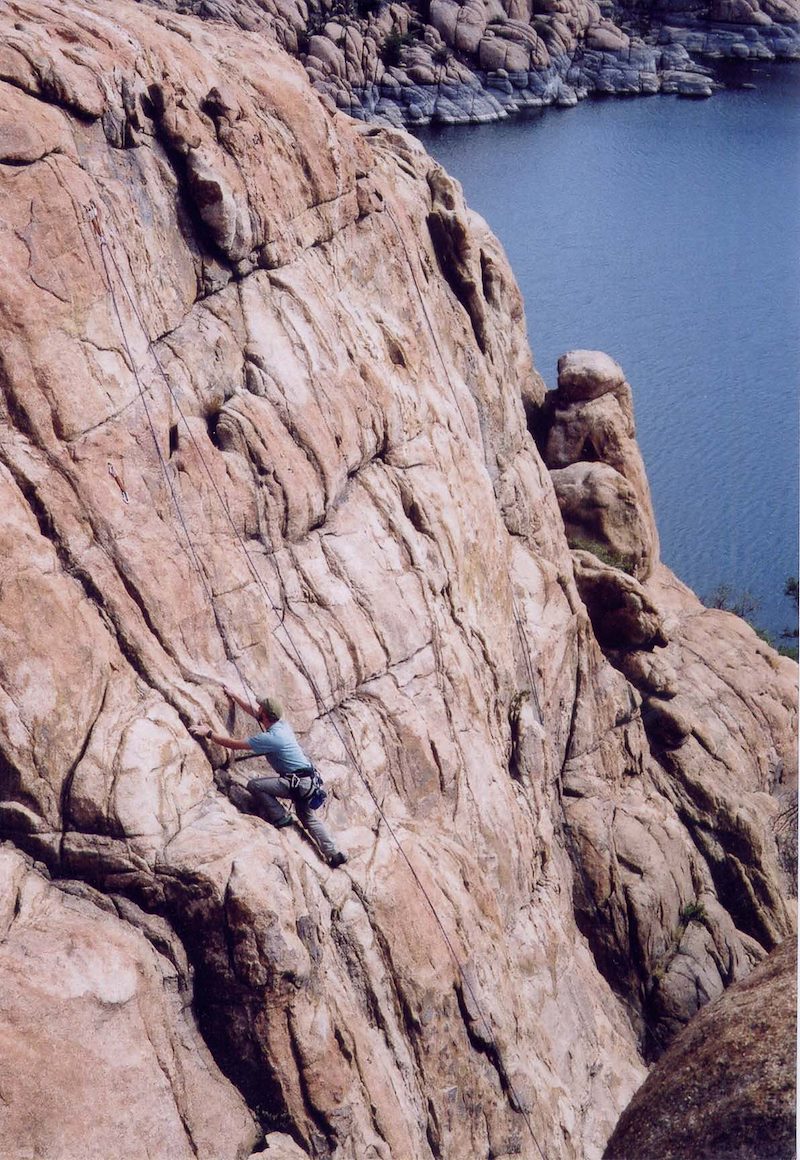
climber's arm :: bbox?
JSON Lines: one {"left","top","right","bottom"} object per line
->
{"left": 222, "top": 684, "right": 259, "bottom": 720}
{"left": 191, "top": 724, "right": 253, "bottom": 751}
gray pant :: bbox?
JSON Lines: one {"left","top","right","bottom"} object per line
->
{"left": 247, "top": 775, "right": 340, "bottom": 861}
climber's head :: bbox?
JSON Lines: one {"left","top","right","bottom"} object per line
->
{"left": 256, "top": 695, "right": 283, "bottom": 728}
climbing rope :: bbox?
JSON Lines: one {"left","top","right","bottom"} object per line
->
{"left": 90, "top": 202, "right": 548, "bottom": 1160}
{"left": 88, "top": 205, "right": 287, "bottom": 630}
{"left": 386, "top": 201, "right": 544, "bottom": 727}
{"left": 90, "top": 208, "right": 249, "bottom": 697}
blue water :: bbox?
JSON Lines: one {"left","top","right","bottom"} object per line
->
{"left": 417, "top": 67, "right": 800, "bottom": 637}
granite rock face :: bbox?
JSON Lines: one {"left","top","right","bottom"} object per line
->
{"left": 604, "top": 935, "right": 798, "bottom": 1160}
{"left": 0, "top": 3, "right": 796, "bottom": 1158}
{"left": 569, "top": 551, "right": 669, "bottom": 650}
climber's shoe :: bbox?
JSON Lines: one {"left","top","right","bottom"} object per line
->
{"left": 328, "top": 852, "right": 348, "bottom": 869}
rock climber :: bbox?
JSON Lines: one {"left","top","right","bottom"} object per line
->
{"left": 193, "top": 687, "right": 347, "bottom": 869}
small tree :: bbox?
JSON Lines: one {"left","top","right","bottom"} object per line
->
{"left": 706, "top": 583, "right": 759, "bottom": 620}
{"left": 786, "top": 576, "right": 799, "bottom": 608}
{"left": 778, "top": 575, "right": 799, "bottom": 659}
{"left": 773, "top": 792, "right": 798, "bottom": 894}
{"left": 705, "top": 578, "right": 799, "bottom": 660}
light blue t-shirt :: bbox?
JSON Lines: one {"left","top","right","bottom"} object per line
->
{"left": 248, "top": 719, "right": 312, "bottom": 777}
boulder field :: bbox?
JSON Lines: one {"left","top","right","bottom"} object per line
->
{"left": 140, "top": 0, "right": 800, "bottom": 124}
{"left": 0, "top": 2, "right": 796, "bottom": 1157}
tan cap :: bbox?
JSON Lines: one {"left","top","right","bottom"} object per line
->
{"left": 257, "top": 695, "right": 283, "bottom": 721}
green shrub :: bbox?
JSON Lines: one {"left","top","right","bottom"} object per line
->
{"left": 679, "top": 900, "right": 707, "bottom": 926}
{"left": 569, "top": 536, "right": 635, "bottom": 575}
{"left": 381, "top": 27, "right": 412, "bottom": 65}
{"left": 297, "top": 9, "right": 327, "bottom": 54}
{"left": 780, "top": 576, "right": 799, "bottom": 651}
{"left": 704, "top": 578, "right": 799, "bottom": 663}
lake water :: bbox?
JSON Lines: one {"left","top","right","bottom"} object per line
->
{"left": 417, "top": 65, "right": 800, "bottom": 637}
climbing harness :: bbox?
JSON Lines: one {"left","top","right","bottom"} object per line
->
{"left": 289, "top": 767, "right": 327, "bottom": 811}
{"left": 88, "top": 199, "right": 548, "bottom": 1160}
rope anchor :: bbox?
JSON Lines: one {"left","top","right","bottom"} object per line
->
{"left": 108, "top": 462, "right": 129, "bottom": 503}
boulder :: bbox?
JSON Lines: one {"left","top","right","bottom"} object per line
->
{"left": 430, "top": 0, "right": 489, "bottom": 53}
{"left": 604, "top": 937, "right": 798, "bottom": 1160}
{"left": 761, "top": 0, "right": 800, "bottom": 19}
{"left": 571, "top": 549, "right": 669, "bottom": 650}
{"left": 479, "top": 33, "right": 534, "bottom": 71}
{"left": 612, "top": 649, "right": 679, "bottom": 698}
{"left": 551, "top": 461, "right": 657, "bottom": 577}
{"left": 641, "top": 694, "right": 693, "bottom": 749}
{"left": 585, "top": 22, "right": 630, "bottom": 50}
{"left": 306, "top": 35, "right": 347, "bottom": 80}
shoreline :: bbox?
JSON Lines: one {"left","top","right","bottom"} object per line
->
{"left": 338, "top": 21, "right": 800, "bottom": 126}
{"left": 413, "top": 69, "right": 800, "bottom": 637}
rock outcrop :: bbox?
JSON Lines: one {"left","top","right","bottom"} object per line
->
{"left": 570, "top": 551, "right": 669, "bottom": 650}
{"left": 540, "top": 351, "right": 660, "bottom": 581}
{"left": 604, "top": 935, "right": 798, "bottom": 1160}
{"left": 0, "top": 3, "right": 796, "bottom": 1158}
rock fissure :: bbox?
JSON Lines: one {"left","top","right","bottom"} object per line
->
{"left": 0, "top": 411, "right": 218, "bottom": 717}
{"left": 452, "top": 978, "right": 521, "bottom": 1119}
{"left": 58, "top": 676, "right": 110, "bottom": 840}
{"left": 142, "top": 1008, "right": 203, "bottom": 1160}
{"left": 0, "top": 459, "right": 156, "bottom": 697}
